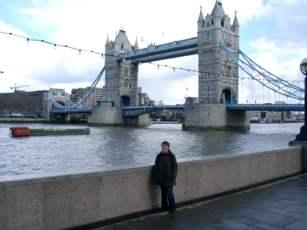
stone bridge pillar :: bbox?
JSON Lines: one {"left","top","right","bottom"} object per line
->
{"left": 183, "top": 2, "right": 249, "bottom": 130}
{"left": 88, "top": 30, "right": 147, "bottom": 126}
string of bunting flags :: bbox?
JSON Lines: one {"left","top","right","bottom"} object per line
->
{"left": 0, "top": 30, "right": 303, "bottom": 84}
{"left": 0, "top": 30, "right": 206, "bottom": 75}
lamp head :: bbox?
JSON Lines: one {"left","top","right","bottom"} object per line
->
{"left": 300, "top": 58, "right": 307, "bottom": 76}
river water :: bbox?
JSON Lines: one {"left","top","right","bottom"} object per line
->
{"left": 0, "top": 123, "right": 302, "bottom": 177}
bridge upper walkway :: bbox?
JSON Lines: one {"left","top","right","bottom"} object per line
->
{"left": 120, "top": 37, "right": 198, "bottom": 63}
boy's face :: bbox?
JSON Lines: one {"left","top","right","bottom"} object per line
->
{"left": 161, "top": 144, "right": 169, "bottom": 153}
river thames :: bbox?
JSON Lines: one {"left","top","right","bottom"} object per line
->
{"left": 0, "top": 122, "right": 302, "bottom": 177}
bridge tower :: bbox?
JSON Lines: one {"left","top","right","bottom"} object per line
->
{"left": 198, "top": 1, "right": 239, "bottom": 104}
{"left": 88, "top": 30, "right": 151, "bottom": 126}
{"left": 104, "top": 30, "right": 139, "bottom": 107}
{"left": 183, "top": 1, "right": 249, "bottom": 130}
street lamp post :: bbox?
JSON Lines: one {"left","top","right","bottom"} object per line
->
{"left": 289, "top": 58, "right": 307, "bottom": 145}
{"left": 301, "top": 58, "right": 307, "bottom": 126}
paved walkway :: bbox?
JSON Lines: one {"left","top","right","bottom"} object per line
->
{"left": 99, "top": 174, "right": 307, "bottom": 230}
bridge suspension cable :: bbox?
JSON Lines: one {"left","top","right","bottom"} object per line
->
{"left": 51, "top": 66, "right": 105, "bottom": 111}
{"left": 239, "top": 51, "right": 303, "bottom": 99}
{"left": 71, "top": 66, "right": 105, "bottom": 109}
{"left": 239, "top": 50, "right": 303, "bottom": 92}
{"left": 220, "top": 43, "right": 304, "bottom": 101}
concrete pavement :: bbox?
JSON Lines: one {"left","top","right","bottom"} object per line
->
{"left": 99, "top": 174, "right": 307, "bottom": 230}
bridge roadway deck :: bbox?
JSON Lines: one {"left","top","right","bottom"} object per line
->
{"left": 50, "top": 104, "right": 304, "bottom": 115}
{"left": 98, "top": 174, "right": 307, "bottom": 230}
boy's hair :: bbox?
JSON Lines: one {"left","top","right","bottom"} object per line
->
{"left": 161, "top": 141, "right": 170, "bottom": 147}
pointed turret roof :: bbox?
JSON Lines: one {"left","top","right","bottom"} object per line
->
{"left": 211, "top": 0, "right": 225, "bottom": 18}
{"left": 134, "top": 37, "right": 139, "bottom": 49}
{"left": 233, "top": 11, "right": 239, "bottom": 26}
{"left": 115, "top": 29, "right": 129, "bottom": 43}
{"left": 198, "top": 6, "right": 204, "bottom": 21}
{"left": 105, "top": 34, "right": 109, "bottom": 44}
{"left": 114, "top": 29, "right": 132, "bottom": 52}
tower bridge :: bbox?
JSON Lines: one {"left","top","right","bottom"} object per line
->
{"left": 50, "top": 1, "right": 303, "bottom": 129}
{"left": 87, "top": 1, "right": 243, "bottom": 129}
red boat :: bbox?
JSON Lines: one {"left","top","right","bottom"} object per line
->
{"left": 10, "top": 127, "right": 90, "bottom": 137}
{"left": 10, "top": 127, "right": 31, "bottom": 137}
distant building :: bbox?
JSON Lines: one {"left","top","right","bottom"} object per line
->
{"left": 137, "top": 87, "right": 154, "bottom": 106}
{"left": 249, "top": 101, "right": 296, "bottom": 123}
{"left": 139, "top": 92, "right": 153, "bottom": 105}
{"left": 71, "top": 87, "right": 105, "bottom": 108}
{"left": 0, "top": 88, "right": 74, "bottom": 119}
{"left": 292, "top": 112, "right": 304, "bottom": 122}
{"left": 0, "top": 90, "right": 49, "bottom": 118}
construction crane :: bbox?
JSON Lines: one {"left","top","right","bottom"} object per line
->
{"left": 10, "top": 83, "right": 29, "bottom": 92}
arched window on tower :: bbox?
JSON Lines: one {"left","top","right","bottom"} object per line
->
{"left": 124, "top": 79, "right": 129, "bottom": 88}
{"left": 226, "top": 66, "right": 231, "bottom": 77}
{"left": 124, "top": 67, "right": 129, "bottom": 76}
{"left": 221, "top": 18, "right": 225, "bottom": 27}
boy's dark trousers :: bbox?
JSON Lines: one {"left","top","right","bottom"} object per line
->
{"left": 160, "top": 185, "right": 176, "bottom": 212}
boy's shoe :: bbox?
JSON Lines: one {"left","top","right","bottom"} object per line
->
{"left": 168, "top": 208, "right": 176, "bottom": 214}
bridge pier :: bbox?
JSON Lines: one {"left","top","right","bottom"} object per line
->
{"left": 124, "top": 114, "right": 151, "bottom": 127}
{"left": 48, "top": 113, "right": 70, "bottom": 123}
{"left": 183, "top": 103, "right": 250, "bottom": 131}
{"left": 88, "top": 104, "right": 151, "bottom": 127}
{"left": 88, "top": 104, "right": 123, "bottom": 126}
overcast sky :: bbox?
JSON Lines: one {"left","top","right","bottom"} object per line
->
{"left": 0, "top": 0, "right": 306, "bottom": 104}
